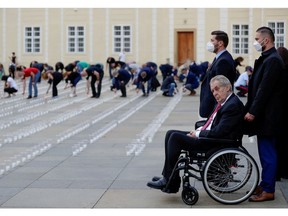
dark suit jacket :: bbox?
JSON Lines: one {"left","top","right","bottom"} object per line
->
{"left": 199, "top": 93, "right": 244, "bottom": 140}
{"left": 244, "top": 47, "right": 285, "bottom": 136}
{"left": 117, "top": 69, "right": 131, "bottom": 82}
{"left": 199, "top": 50, "right": 235, "bottom": 118}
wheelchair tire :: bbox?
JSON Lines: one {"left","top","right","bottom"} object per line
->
{"left": 181, "top": 186, "right": 199, "bottom": 205}
{"left": 202, "top": 148, "right": 259, "bottom": 205}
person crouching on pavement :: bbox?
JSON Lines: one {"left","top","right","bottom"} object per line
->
{"left": 161, "top": 75, "right": 177, "bottom": 97}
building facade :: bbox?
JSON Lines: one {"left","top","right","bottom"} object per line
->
{"left": 0, "top": 8, "right": 287, "bottom": 72}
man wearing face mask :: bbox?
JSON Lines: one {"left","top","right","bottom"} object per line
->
{"left": 244, "top": 26, "right": 285, "bottom": 202}
{"left": 199, "top": 30, "right": 235, "bottom": 118}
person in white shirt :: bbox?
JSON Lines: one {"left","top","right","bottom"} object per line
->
{"left": 119, "top": 49, "right": 126, "bottom": 63}
{"left": 1, "top": 75, "right": 18, "bottom": 97}
{"left": 234, "top": 66, "right": 253, "bottom": 97}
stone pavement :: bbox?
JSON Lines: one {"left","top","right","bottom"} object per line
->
{"left": 0, "top": 77, "right": 287, "bottom": 213}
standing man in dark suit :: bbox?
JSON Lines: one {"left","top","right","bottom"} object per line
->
{"left": 147, "top": 75, "right": 244, "bottom": 193}
{"left": 199, "top": 30, "right": 235, "bottom": 118}
{"left": 244, "top": 27, "right": 285, "bottom": 202}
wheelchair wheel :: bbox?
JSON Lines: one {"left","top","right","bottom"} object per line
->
{"left": 202, "top": 148, "right": 259, "bottom": 204}
{"left": 181, "top": 186, "right": 199, "bottom": 205}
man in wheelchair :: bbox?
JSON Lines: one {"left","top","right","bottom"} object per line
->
{"left": 147, "top": 75, "right": 244, "bottom": 193}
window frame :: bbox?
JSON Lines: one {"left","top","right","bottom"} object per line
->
{"left": 231, "top": 24, "right": 249, "bottom": 55}
{"left": 67, "top": 25, "right": 86, "bottom": 53}
{"left": 112, "top": 25, "right": 132, "bottom": 54}
{"left": 268, "top": 21, "right": 286, "bottom": 48}
{"left": 24, "top": 26, "right": 41, "bottom": 54}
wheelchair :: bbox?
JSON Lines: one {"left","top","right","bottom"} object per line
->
{"left": 161, "top": 124, "right": 259, "bottom": 206}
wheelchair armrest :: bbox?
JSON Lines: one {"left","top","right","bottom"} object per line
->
{"left": 198, "top": 137, "right": 241, "bottom": 146}
{"left": 195, "top": 120, "right": 206, "bottom": 130}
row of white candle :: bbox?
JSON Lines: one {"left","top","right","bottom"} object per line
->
{"left": 125, "top": 93, "right": 182, "bottom": 156}
{"left": 72, "top": 141, "right": 88, "bottom": 156}
{"left": 0, "top": 142, "right": 52, "bottom": 177}
{"left": 143, "top": 93, "right": 182, "bottom": 143}
{"left": 0, "top": 95, "right": 94, "bottom": 146}
{"left": 0, "top": 79, "right": 156, "bottom": 178}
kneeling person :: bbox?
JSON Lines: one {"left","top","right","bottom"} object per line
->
{"left": 161, "top": 75, "right": 177, "bottom": 97}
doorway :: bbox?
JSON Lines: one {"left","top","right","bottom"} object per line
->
{"left": 177, "top": 31, "right": 195, "bottom": 66}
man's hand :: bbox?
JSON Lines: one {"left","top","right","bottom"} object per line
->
{"left": 187, "top": 131, "right": 197, "bottom": 138}
{"left": 244, "top": 112, "right": 255, "bottom": 122}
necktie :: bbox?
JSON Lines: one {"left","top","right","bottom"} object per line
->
{"left": 201, "top": 103, "right": 221, "bottom": 130}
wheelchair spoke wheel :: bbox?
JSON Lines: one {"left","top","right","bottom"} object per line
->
{"left": 181, "top": 186, "right": 199, "bottom": 205}
{"left": 202, "top": 148, "right": 259, "bottom": 204}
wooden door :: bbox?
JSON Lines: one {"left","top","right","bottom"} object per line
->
{"left": 177, "top": 32, "right": 194, "bottom": 66}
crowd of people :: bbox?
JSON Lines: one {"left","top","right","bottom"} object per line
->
{"left": 0, "top": 47, "right": 249, "bottom": 102}
{"left": 0, "top": 53, "right": 210, "bottom": 100}
{"left": 1, "top": 26, "right": 288, "bottom": 204}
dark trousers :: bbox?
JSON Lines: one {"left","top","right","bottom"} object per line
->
{"left": 141, "top": 79, "right": 152, "bottom": 94}
{"left": 91, "top": 73, "right": 103, "bottom": 97}
{"left": 119, "top": 80, "right": 129, "bottom": 96}
{"left": 71, "top": 74, "right": 81, "bottom": 87}
{"left": 52, "top": 72, "right": 63, "bottom": 97}
{"left": 257, "top": 136, "right": 277, "bottom": 193}
{"left": 162, "top": 130, "right": 221, "bottom": 188}
{"left": 4, "top": 87, "right": 18, "bottom": 95}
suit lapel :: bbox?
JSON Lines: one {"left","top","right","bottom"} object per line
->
{"left": 212, "top": 93, "right": 235, "bottom": 128}
{"left": 202, "top": 57, "right": 218, "bottom": 82}
{"left": 209, "top": 57, "right": 217, "bottom": 70}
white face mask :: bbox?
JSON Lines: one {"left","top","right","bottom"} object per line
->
{"left": 253, "top": 40, "right": 263, "bottom": 52}
{"left": 206, "top": 42, "right": 215, "bottom": 53}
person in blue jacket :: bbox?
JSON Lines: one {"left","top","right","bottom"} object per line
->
{"left": 161, "top": 75, "right": 177, "bottom": 97}
{"left": 146, "top": 62, "right": 161, "bottom": 92}
{"left": 84, "top": 64, "right": 104, "bottom": 98}
{"left": 112, "top": 68, "right": 131, "bottom": 97}
{"left": 136, "top": 67, "right": 154, "bottom": 97}
{"left": 182, "top": 70, "right": 199, "bottom": 96}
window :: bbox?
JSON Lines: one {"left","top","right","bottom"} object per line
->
{"left": 113, "top": 25, "right": 131, "bottom": 53}
{"left": 268, "top": 22, "right": 285, "bottom": 48}
{"left": 67, "top": 26, "right": 85, "bottom": 53}
{"left": 24, "top": 27, "right": 41, "bottom": 53}
{"left": 232, "top": 24, "right": 249, "bottom": 54}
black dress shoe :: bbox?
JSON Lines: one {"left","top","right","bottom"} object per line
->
{"left": 147, "top": 177, "right": 167, "bottom": 190}
{"left": 27, "top": 95, "right": 32, "bottom": 99}
{"left": 152, "top": 176, "right": 161, "bottom": 181}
